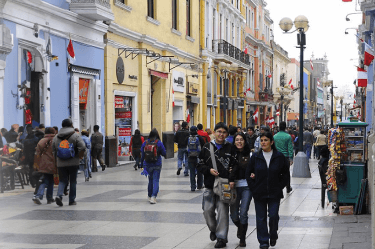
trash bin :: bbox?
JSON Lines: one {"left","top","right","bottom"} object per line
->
{"left": 105, "top": 136, "right": 118, "bottom": 167}
{"left": 162, "top": 131, "right": 175, "bottom": 159}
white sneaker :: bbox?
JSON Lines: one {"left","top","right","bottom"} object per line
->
{"left": 150, "top": 196, "right": 156, "bottom": 204}
{"left": 148, "top": 196, "right": 151, "bottom": 201}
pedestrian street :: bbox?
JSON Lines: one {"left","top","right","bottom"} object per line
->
{"left": 0, "top": 157, "right": 369, "bottom": 249}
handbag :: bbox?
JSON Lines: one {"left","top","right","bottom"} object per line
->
{"left": 209, "top": 144, "right": 237, "bottom": 205}
{"left": 33, "top": 140, "right": 51, "bottom": 171}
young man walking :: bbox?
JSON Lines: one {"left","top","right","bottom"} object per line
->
{"left": 273, "top": 121, "right": 293, "bottom": 193}
{"left": 198, "top": 122, "right": 236, "bottom": 248}
{"left": 174, "top": 121, "right": 190, "bottom": 176}
{"left": 91, "top": 125, "right": 106, "bottom": 172}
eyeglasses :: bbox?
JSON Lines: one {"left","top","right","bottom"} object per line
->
{"left": 216, "top": 130, "right": 227, "bottom": 135}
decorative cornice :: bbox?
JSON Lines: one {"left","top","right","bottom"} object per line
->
{"left": 108, "top": 22, "right": 203, "bottom": 64}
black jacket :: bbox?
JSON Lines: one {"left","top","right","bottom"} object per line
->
{"left": 23, "top": 133, "right": 39, "bottom": 164}
{"left": 174, "top": 128, "right": 190, "bottom": 148}
{"left": 197, "top": 140, "right": 237, "bottom": 189}
{"left": 4, "top": 130, "right": 18, "bottom": 143}
{"left": 230, "top": 148, "right": 251, "bottom": 181}
{"left": 245, "top": 150, "right": 290, "bottom": 200}
{"left": 246, "top": 134, "right": 257, "bottom": 150}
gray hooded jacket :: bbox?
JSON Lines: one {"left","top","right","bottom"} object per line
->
{"left": 52, "top": 127, "right": 86, "bottom": 167}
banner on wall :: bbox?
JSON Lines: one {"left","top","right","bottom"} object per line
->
{"left": 79, "top": 79, "right": 90, "bottom": 109}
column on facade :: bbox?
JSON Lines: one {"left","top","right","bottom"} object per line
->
{"left": 202, "top": 61, "right": 208, "bottom": 128}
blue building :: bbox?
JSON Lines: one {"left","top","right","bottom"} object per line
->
{"left": 0, "top": 0, "right": 114, "bottom": 134}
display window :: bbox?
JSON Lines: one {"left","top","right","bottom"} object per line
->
{"left": 115, "top": 96, "right": 133, "bottom": 157}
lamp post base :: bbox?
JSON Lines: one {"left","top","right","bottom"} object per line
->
{"left": 292, "top": 151, "right": 311, "bottom": 178}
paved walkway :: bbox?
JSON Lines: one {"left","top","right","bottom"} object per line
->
{"left": 0, "top": 157, "right": 371, "bottom": 249}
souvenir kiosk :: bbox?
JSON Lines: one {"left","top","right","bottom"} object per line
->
{"left": 327, "top": 120, "right": 368, "bottom": 214}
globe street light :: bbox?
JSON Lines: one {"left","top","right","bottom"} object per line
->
{"left": 279, "top": 15, "right": 311, "bottom": 178}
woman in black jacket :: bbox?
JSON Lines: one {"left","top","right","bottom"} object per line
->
{"left": 229, "top": 132, "right": 253, "bottom": 247}
{"left": 245, "top": 131, "right": 290, "bottom": 249}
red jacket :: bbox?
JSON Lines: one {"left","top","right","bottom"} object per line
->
{"left": 197, "top": 130, "right": 210, "bottom": 143}
{"left": 129, "top": 136, "right": 144, "bottom": 153}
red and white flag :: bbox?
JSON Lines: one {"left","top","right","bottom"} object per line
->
{"left": 253, "top": 107, "right": 259, "bottom": 123}
{"left": 186, "top": 109, "right": 190, "bottom": 123}
{"left": 244, "top": 47, "right": 248, "bottom": 54}
{"left": 269, "top": 117, "right": 275, "bottom": 126}
{"left": 27, "top": 51, "right": 32, "bottom": 64}
{"left": 342, "top": 0, "right": 352, "bottom": 2}
{"left": 67, "top": 39, "right": 76, "bottom": 64}
{"left": 364, "top": 42, "right": 374, "bottom": 66}
{"left": 267, "top": 74, "right": 272, "bottom": 78}
{"left": 265, "top": 117, "right": 269, "bottom": 124}
{"left": 288, "top": 78, "right": 294, "bottom": 89}
{"left": 357, "top": 67, "right": 368, "bottom": 87}
{"left": 310, "top": 59, "right": 314, "bottom": 70}
{"left": 276, "top": 109, "right": 280, "bottom": 116}
{"left": 172, "top": 89, "right": 175, "bottom": 107}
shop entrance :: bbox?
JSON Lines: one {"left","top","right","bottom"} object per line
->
{"left": 151, "top": 75, "right": 163, "bottom": 132}
{"left": 79, "top": 78, "right": 96, "bottom": 132}
{"left": 115, "top": 96, "right": 133, "bottom": 159}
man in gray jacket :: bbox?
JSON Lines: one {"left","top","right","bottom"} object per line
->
{"left": 53, "top": 119, "right": 86, "bottom": 206}
{"left": 91, "top": 125, "right": 106, "bottom": 172}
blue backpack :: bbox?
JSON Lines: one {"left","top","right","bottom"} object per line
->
{"left": 57, "top": 133, "right": 75, "bottom": 159}
{"left": 188, "top": 135, "right": 201, "bottom": 157}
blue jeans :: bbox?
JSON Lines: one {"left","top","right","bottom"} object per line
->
{"left": 148, "top": 167, "right": 161, "bottom": 197}
{"left": 135, "top": 156, "right": 141, "bottom": 168}
{"left": 230, "top": 186, "right": 252, "bottom": 224}
{"left": 57, "top": 166, "right": 79, "bottom": 203}
{"left": 254, "top": 198, "right": 281, "bottom": 247}
{"left": 35, "top": 174, "right": 54, "bottom": 201}
{"left": 188, "top": 160, "right": 203, "bottom": 190}
{"left": 177, "top": 148, "right": 188, "bottom": 175}
{"left": 304, "top": 143, "right": 312, "bottom": 159}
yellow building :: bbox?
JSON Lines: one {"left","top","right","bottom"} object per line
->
{"left": 200, "top": 0, "right": 248, "bottom": 130}
{"left": 105, "top": 0, "right": 202, "bottom": 158}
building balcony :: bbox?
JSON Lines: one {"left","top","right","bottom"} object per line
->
{"left": 70, "top": 0, "right": 114, "bottom": 22}
{"left": 212, "top": 39, "right": 250, "bottom": 69}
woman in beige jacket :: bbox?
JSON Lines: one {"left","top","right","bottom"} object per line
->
{"left": 315, "top": 130, "right": 327, "bottom": 160}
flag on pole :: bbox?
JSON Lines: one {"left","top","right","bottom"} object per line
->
{"left": 172, "top": 89, "right": 175, "bottom": 107}
{"left": 186, "top": 109, "right": 190, "bottom": 123}
{"left": 310, "top": 59, "right": 314, "bottom": 70}
{"left": 364, "top": 42, "right": 374, "bottom": 66}
{"left": 253, "top": 107, "right": 259, "bottom": 124}
{"left": 265, "top": 117, "right": 269, "bottom": 125}
{"left": 244, "top": 47, "right": 248, "bottom": 54}
{"left": 357, "top": 67, "right": 368, "bottom": 87}
{"left": 267, "top": 74, "right": 272, "bottom": 78}
{"left": 67, "top": 39, "right": 76, "bottom": 64}
{"left": 27, "top": 51, "right": 32, "bottom": 64}
{"left": 269, "top": 117, "right": 275, "bottom": 126}
{"left": 276, "top": 109, "right": 280, "bottom": 116}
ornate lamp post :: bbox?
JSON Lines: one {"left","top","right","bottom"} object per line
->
{"left": 279, "top": 15, "right": 311, "bottom": 178}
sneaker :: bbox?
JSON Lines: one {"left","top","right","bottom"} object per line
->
{"left": 85, "top": 177, "right": 89, "bottom": 182}
{"left": 197, "top": 186, "right": 204, "bottom": 190}
{"left": 210, "top": 231, "right": 217, "bottom": 241}
{"left": 69, "top": 201, "right": 77, "bottom": 206}
{"left": 134, "top": 165, "right": 138, "bottom": 170}
{"left": 270, "top": 239, "right": 277, "bottom": 247}
{"left": 89, "top": 173, "right": 92, "bottom": 178}
{"left": 148, "top": 196, "right": 151, "bottom": 201}
{"left": 184, "top": 174, "right": 189, "bottom": 177}
{"left": 64, "top": 189, "right": 69, "bottom": 196}
{"left": 150, "top": 196, "right": 157, "bottom": 204}
{"left": 287, "top": 186, "right": 293, "bottom": 193}
{"left": 102, "top": 165, "right": 106, "bottom": 171}
{"left": 177, "top": 168, "right": 182, "bottom": 175}
{"left": 47, "top": 199, "right": 55, "bottom": 204}
{"left": 214, "top": 239, "right": 226, "bottom": 248}
{"left": 260, "top": 246, "right": 269, "bottom": 249}
{"left": 77, "top": 171, "right": 82, "bottom": 174}
{"left": 55, "top": 196, "right": 63, "bottom": 207}
{"left": 33, "top": 197, "right": 41, "bottom": 205}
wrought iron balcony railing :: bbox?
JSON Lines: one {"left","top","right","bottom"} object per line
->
{"left": 212, "top": 39, "right": 250, "bottom": 66}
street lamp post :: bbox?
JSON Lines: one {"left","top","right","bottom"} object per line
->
{"left": 279, "top": 15, "right": 311, "bottom": 178}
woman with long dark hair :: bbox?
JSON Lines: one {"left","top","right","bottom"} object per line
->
{"left": 130, "top": 129, "right": 144, "bottom": 170}
{"left": 140, "top": 128, "right": 166, "bottom": 204}
{"left": 246, "top": 132, "right": 290, "bottom": 249}
{"left": 229, "top": 132, "right": 253, "bottom": 247}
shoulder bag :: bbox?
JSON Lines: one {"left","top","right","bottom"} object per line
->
{"left": 210, "top": 144, "right": 237, "bottom": 205}
{"left": 33, "top": 140, "right": 51, "bottom": 171}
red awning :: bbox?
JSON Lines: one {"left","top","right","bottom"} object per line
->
{"left": 150, "top": 69, "right": 168, "bottom": 79}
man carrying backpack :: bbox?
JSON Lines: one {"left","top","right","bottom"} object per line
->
{"left": 197, "top": 123, "right": 210, "bottom": 144}
{"left": 185, "top": 126, "right": 205, "bottom": 191}
{"left": 52, "top": 119, "right": 86, "bottom": 206}
{"left": 91, "top": 125, "right": 106, "bottom": 172}
{"left": 174, "top": 121, "right": 190, "bottom": 176}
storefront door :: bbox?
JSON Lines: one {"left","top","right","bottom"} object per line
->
{"left": 115, "top": 96, "right": 133, "bottom": 159}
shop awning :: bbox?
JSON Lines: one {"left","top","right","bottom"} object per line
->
{"left": 150, "top": 69, "right": 168, "bottom": 79}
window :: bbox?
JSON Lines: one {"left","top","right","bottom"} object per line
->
{"left": 172, "top": 0, "right": 178, "bottom": 30}
{"left": 237, "top": 79, "right": 240, "bottom": 97}
{"left": 220, "top": 14, "right": 222, "bottom": 39}
{"left": 237, "top": 0, "right": 239, "bottom": 9}
{"left": 148, "top": 0, "right": 155, "bottom": 18}
{"left": 226, "top": 19, "right": 228, "bottom": 41}
{"left": 213, "top": 9, "right": 216, "bottom": 40}
{"left": 232, "top": 23, "right": 234, "bottom": 44}
{"left": 186, "top": 0, "right": 191, "bottom": 36}
{"left": 232, "top": 78, "right": 235, "bottom": 96}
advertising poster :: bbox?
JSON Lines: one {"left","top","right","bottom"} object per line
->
{"left": 115, "top": 96, "right": 132, "bottom": 157}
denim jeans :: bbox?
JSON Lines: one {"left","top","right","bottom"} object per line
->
{"left": 148, "top": 167, "right": 161, "bottom": 197}
{"left": 36, "top": 174, "right": 54, "bottom": 201}
{"left": 303, "top": 143, "right": 312, "bottom": 159}
{"left": 57, "top": 166, "right": 79, "bottom": 203}
{"left": 230, "top": 186, "right": 252, "bottom": 225}
{"left": 254, "top": 198, "right": 281, "bottom": 247}
{"left": 177, "top": 148, "right": 188, "bottom": 175}
{"left": 202, "top": 188, "right": 229, "bottom": 242}
{"left": 188, "top": 160, "right": 203, "bottom": 190}
{"left": 79, "top": 162, "right": 91, "bottom": 179}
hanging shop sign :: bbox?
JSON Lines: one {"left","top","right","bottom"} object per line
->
{"left": 187, "top": 82, "right": 199, "bottom": 95}
{"left": 116, "top": 56, "right": 125, "bottom": 84}
{"left": 79, "top": 79, "right": 90, "bottom": 109}
{"left": 172, "top": 71, "right": 185, "bottom": 92}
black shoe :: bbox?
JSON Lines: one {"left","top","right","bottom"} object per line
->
{"left": 214, "top": 239, "right": 226, "bottom": 248}
{"left": 210, "top": 231, "right": 217, "bottom": 241}
{"left": 287, "top": 186, "right": 293, "bottom": 193}
{"left": 270, "top": 239, "right": 277, "bottom": 247}
{"left": 102, "top": 165, "right": 106, "bottom": 171}
{"left": 260, "top": 246, "right": 269, "bottom": 249}
{"left": 69, "top": 201, "right": 77, "bottom": 206}
{"left": 33, "top": 197, "right": 41, "bottom": 205}
{"left": 191, "top": 189, "right": 195, "bottom": 192}
{"left": 184, "top": 174, "right": 189, "bottom": 177}
{"left": 85, "top": 177, "right": 89, "bottom": 182}
{"left": 89, "top": 173, "right": 92, "bottom": 178}
{"left": 64, "top": 189, "right": 69, "bottom": 196}
{"left": 47, "top": 199, "right": 55, "bottom": 204}
{"left": 55, "top": 196, "right": 63, "bottom": 207}
{"left": 177, "top": 168, "right": 181, "bottom": 175}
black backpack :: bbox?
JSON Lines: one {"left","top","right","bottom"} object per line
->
{"left": 187, "top": 135, "right": 201, "bottom": 158}
{"left": 132, "top": 135, "right": 142, "bottom": 157}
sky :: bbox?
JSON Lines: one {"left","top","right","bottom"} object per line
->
{"left": 266, "top": 0, "right": 362, "bottom": 95}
